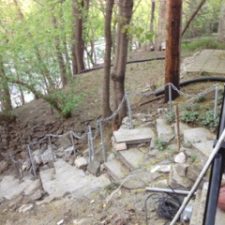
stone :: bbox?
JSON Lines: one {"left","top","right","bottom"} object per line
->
{"left": 18, "top": 204, "right": 34, "bottom": 213}
{"left": 74, "top": 157, "right": 88, "bottom": 170}
{"left": 169, "top": 165, "right": 193, "bottom": 189}
{"left": 183, "top": 127, "right": 215, "bottom": 145}
{"left": 57, "top": 219, "right": 64, "bottom": 225}
{"left": 113, "top": 127, "right": 154, "bottom": 145}
{"left": 174, "top": 164, "right": 189, "bottom": 177}
{"left": 0, "top": 160, "right": 9, "bottom": 174}
{"left": 73, "top": 218, "right": 92, "bottom": 225}
{"left": 150, "top": 165, "right": 171, "bottom": 173}
{"left": 117, "top": 148, "right": 145, "bottom": 170}
{"left": 156, "top": 119, "right": 174, "bottom": 143}
{"left": 187, "top": 163, "right": 201, "bottom": 181}
{"left": 193, "top": 140, "right": 214, "bottom": 158}
{"left": 0, "top": 176, "right": 38, "bottom": 200}
{"left": 40, "top": 159, "right": 110, "bottom": 200}
{"left": 174, "top": 152, "right": 186, "bottom": 164}
{"left": 104, "top": 159, "right": 129, "bottom": 181}
{"left": 41, "top": 148, "right": 56, "bottom": 164}
{"left": 24, "top": 179, "right": 41, "bottom": 196}
{"left": 30, "top": 189, "right": 44, "bottom": 201}
{"left": 87, "top": 160, "right": 101, "bottom": 176}
{"left": 113, "top": 142, "right": 127, "bottom": 151}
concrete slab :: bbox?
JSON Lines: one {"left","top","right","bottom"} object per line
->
{"left": 193, "top": 140, "right": 214, "bottom": 158}
{"left": 117, "top": 148, "right": 145, "bottom": 170}
{"left": 183, "top": 127, "right": 215, "bottom": 144}
{"left": 156, "top": 119, "right": 174, "bottom": 143}
{"left": 184, "top": 49, "right": 225, "bottom": 76}
{"left": 104, "top": 159, "right": 129, "bottom": 181}
{"left": 0, "top": 175, "right": 38, "bottom": 200}
{"left": 113, "top": 127, "right": 153, "bottom": 145}
{"left": 40, "top": 159, "right": 110, "bottom": 199}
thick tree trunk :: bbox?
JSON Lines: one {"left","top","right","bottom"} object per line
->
{"left": 165, "top": 0, "right": 182, "bottom": 102}
{"left": 0, "top": 57, "right": 12, "bottom": 112}
{"left": 218, "top": 2, "right": 225, "bottom": 42}
{"left": 71, "top": 0, "right": 89, "bottom": 75}
{"left": 103, "top": 0, "right": 114, "bottom": 117}
{"left": 111, "top": 0, "right": 133, "bottom": 126}
{"left": 155, "top": 0, "right": 167, "bottom": 50}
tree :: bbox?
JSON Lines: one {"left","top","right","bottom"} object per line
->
{"left": 155, "top": 0, "right": 167, "bottom": 50}
{"left": 165, "top": 0, "right": 182, "bottom": 102}
{"left": 103, "top": 0, "right": 114, "bottom": 117}
{"left": 71, "top": 0, "right": 89, "bottom": 75}
{"left": 218, "top": 1, "right": 225, "bottom": 41}
{"left": 0, "top": 56, "right": 12, "bottom": 112}
{"left": 111, "top": 0, "right": 133, "bottom": 126}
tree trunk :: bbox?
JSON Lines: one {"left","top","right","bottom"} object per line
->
{"left": 111, "top": 0, "right": 133, "bottom": 126}
{"left": 52, "top": 15, "right": 68, "bottom": 87}
{"left": 181, "top": 0, "right": 206, "bottom": 37}
{"left": 71, "top": 0, "right": 89, "bottom": 75}
{"left": 218, "top": 2, "right": 225, "bottom": 42}
{"left": 150, "top": 0, "right": 155, "bottom": 33}
{"left": 155, "top": 0, "right": 167, "bottom": 50}
{"left": 103, "top": 0, "right": 114, "bottom": 117}
{"left": 0, "top": 56, "right": 12, "bottom": 112}
{"left": 165, "top": 0, "right": 182, "bottom": 102}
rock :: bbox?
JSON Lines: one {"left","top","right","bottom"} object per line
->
{"left": 73, "top": 218, "right": 92, "bottom": 225}
{"left": 169, "top": 165, "right": 192, "bottom": 189}
{"left": 30, "top": 189, "right": 44, "bottom": 201}
{"left": 41, "top": 148, "right": 56, "bottom": 164}
{"left": 24, "top": 179, "right": 41, "bottom": 196}
{"left": 156, "top": 119, "right": 174, "bottom": 143}
{"left": 174, "top": 164, "right": 189, "bottom": 177}
{"left": 0, "top": 160, "right": 9, "bottom": 174}
{"left": 174, "top": 152, "right": 186, "bottom": 164}
{"left": 74, "top": 157, "right": 88, "bottom": 170}
{"left": 57, "top": 219, "right": 64, "bottom": 225}
{"left": 39, "top": 159, "right": 110, "bottom": 200}
{"left": 183, "top": 127, "right": 215, "bottom": 145}
{"left": 87, "top": 160, "right": 101, "bottom": 176}
{"left": 187, "top": 163, "right": 201, "bottom": 181}
{"left": 192, "top": 140, "right": 214, "bottom": 158}
{"left": 32, "top": 149, "right": 42, "bottom": 165}
{"left": 150, "top": 165, "right": 171, "bottom": 173}
{"left": 21, "top": 160, "right": 31, "bottom": 171}
{"left": 113, "top": 142, "right": 127, "bottom": 151}
{"left": 0, "top": 176, "right": 37, "bottom": 200}
{"left": 18, "top": 204, "right": 34, "bottom": 213}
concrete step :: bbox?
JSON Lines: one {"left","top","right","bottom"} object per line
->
{"left": 113, "top": 127, "right": 154, "bottom": 145}
{"left": 104, "top": 159, "right": 129, "bottom": 181}
{"left": 117, "top": 148, "right": 145, "bottom": 170}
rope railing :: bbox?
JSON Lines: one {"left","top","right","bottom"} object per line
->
{"left": 26, "top": 83, "right": 221, "bottom": 177}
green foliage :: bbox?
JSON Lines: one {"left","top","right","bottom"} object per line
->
{"left": 182, "top": 37, "right": 225, "bottom": 52}
{"left": 48, "top": 89, "right": 81, "bottom": 118}
{"left": 164, "top": 110, "right": 175, "bottom": 124}
{"left": 200, "top": 110, "right": 219, "bottom": 130}
{"left": 155, "top": 139, "right": 167, "bottom": 151}
{"left": 180, "top": 110, "right": 199, "bottom": 124}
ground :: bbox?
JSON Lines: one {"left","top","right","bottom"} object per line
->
{"left": 1, "top": 49, "right": 225, "bottom": 225}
